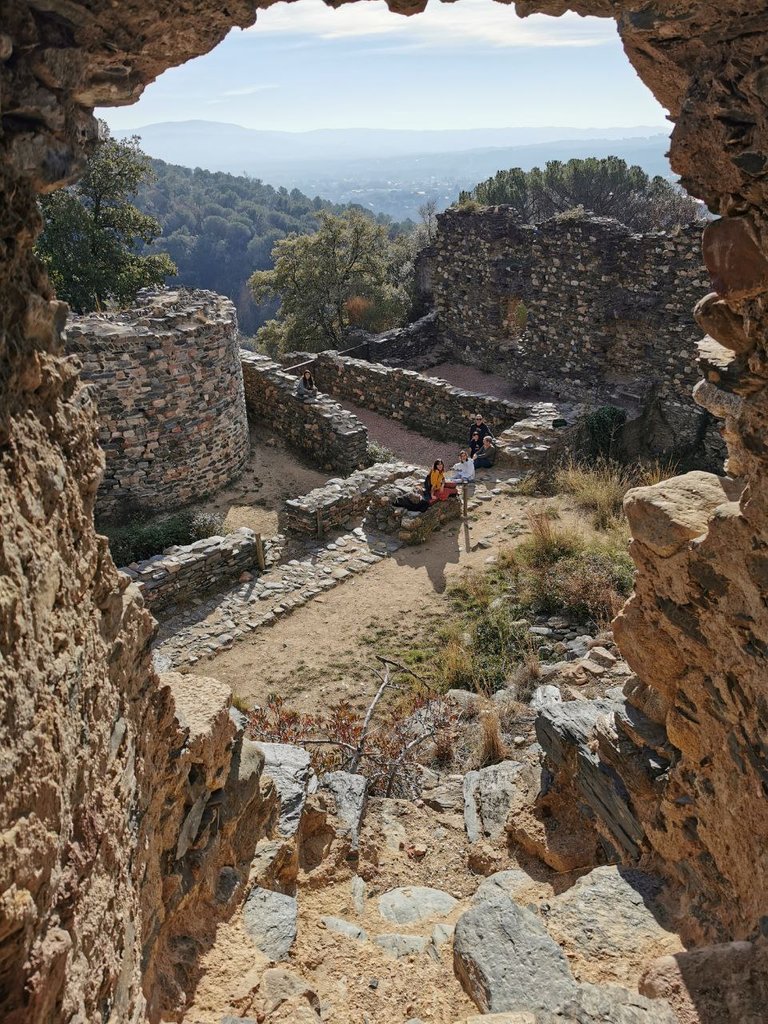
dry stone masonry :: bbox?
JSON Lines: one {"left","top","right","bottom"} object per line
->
{"left": 67, "top": 289, "right": 250, "bottom": 521}
{"left": 279, "top": 461, "right": 419, "bottom": 537}
{"left": 241, "top": 352, "right": 368, "bottom": 473}
{"left": 5, "top": 1, "right": 768, "bottom": 1021}
{"left": 365, "top": 474, "right": 464, "bottom": 545}
{"left": 312, "top": 351, "right": 530, "bottom": 442}
{"left": 121, "top": 527, "right": 279, "bottom": 616}
{"left": 431, "top": 208, "right": 720, "bottom": 462}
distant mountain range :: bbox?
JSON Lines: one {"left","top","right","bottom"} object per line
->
{"left": 113, "top": 119, "right": 673, "bottom": 221}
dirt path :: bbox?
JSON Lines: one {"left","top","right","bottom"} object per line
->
{"left": 425, "top": 360, "right": 546, "bottom": 404}
{"left": 189, "top": 486, "right": 538, "bottom": 713}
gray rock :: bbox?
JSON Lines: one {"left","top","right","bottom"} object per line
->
{"left": 221, "top": 1017, "right": 258, "bottom": 1024}
{"left": 351, "top": 875, "right": 366, "bottom": 916}
{"left": 531, "top": 684, "right": 563, "bottom": 713}
{"left": 375, "top": 933, "right": 430, "bottom": 958}
{"left": 321, "top": 915, "right": 367, "bottom": 941}
{"left": 242, "top": 886, "right": 297, "bottom": 960}
{"left": 541, "top": 866, "right": 675, "bottom": 985}
{"left": 463, "top": 761, "right": 524, "bottom": 843}
{"left": 473, "top": 869, "right": 535, "bottom": 905}
{"left": 378, "top": 886, "right": 458, "bottom": 925}
{"left": 320, "top": 770, "right": 367, "bottom": 850}
{"left": 453, "top": 892, "right": 576, "bottom": 1014}
{"left": 256, "top": 741, "right": 317, "bottom": 837}
{"left": 536, "top": 696, "right": 645, "bottom": 860}
{"left": 421, "top": 773, "right": 464, "bottom": 813}
{"left": 549, "top": 982, "right": 676, "bottom": 1023}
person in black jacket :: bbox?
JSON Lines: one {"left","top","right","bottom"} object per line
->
{"left": 469, "top": 413, "right": 492, "bottom": 444}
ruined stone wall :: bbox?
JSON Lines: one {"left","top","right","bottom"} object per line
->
{"left": 121, "top": 527, "right": 278, "bottom": 617}
{"left": 4, "top": 1, "right": 768, "bottom": 1020}
{"left": 432, "top": 208, "right": 720, "bottom": 459}
{"left": 66, "top": 289, "right": 250, "bottom": 522}
{"left": 241, "top": 352, "right": 369, "bottom": 472}
{"left": 279, "top": 461, "right": 418, "bottom": 537}
{"left": 312, "top": 352, "right": 530, "bottom": 442}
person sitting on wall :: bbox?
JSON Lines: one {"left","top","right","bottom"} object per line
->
{"left": 423, "top": 459, "right": 457, "bottom": 502}
{"left": 473, "top": 435, "right": 498, "bottom": 469}
{"left": 469, "top": 430, "right": 483, "bottom": 459}
{"left": 296, "top": 369, "right": 318, "bottom": 402}
{"left": 449, "top": 449, "right": 475, "bottom": 483}
{"left": 469, "top": 413, "right": 492, "bottom": 445}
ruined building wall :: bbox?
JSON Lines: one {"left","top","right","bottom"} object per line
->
{"left": 67, "top": 290, "right": 250, "bottom": 521}
{"left": 432, "top": 208, "right": 719, "bottom": 459}
{"left": 3, "top": 2, "right": 768, "bottom": 1023}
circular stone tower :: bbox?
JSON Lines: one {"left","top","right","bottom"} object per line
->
{"left": 66, "top": 289, "right": 250, "bottom": 521}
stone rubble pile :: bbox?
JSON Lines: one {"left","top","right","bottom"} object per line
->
{"left": 241, "top": 351, "right": 369, "bottom": 473}
{"left": 280, "top": 460, "right": 419, "bottom": 536}
{"left": 121, "top": 527, "right": 278, "bottom": 615}
{"left": 495, "top": 401, "right": 575, "bottom": 476}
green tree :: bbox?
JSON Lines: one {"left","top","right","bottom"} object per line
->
{"left": 37, "top": 127, "right": 176, "bottom": 312}
{"left": 458, "top": 157, "right": 703, "bottom": 232}
{"left": 250, "top": 210, "right": 409, "bottom": 354}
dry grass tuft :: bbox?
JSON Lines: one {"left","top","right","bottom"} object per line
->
{"left": 508, "top": 648, "right": 542, "bottom": 703}
{"left": 474, "top": 709, "right": 509, "bottom": 767}
{"left": 441, "top": 637, "right": 475, "bottom": 692}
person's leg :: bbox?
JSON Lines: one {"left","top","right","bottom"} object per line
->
{"left": 474, "top": 456, "right": 491, "bottom": 468}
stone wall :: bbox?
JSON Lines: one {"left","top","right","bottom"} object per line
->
{"left": 67, "top": 289, "right": 250, "bottom": 522}
{"left": 365, "top": 474, "right": 463, "bottom": 544}
{"left": 241, "top": 352, "right": 368, "bottom": 473}
{"left": 5, "top": 1, "right": 768, "bottom": 1020}
{"left": 121, "top": 527, "right": 279, "bottom": 616}
{"left": 312, "top": 352, "right": 530, "bottom": 442}
{"left": 346, "top": 311, "right": 440, "bottom": 365}
{"left": 431, "top": 208, "right": 722, "bottom": 461}
{"left": 280, "top": 461, "right": 418, "bottom": 537}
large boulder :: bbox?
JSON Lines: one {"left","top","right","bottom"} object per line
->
{"left": 540, "top": 866, "right": 682, "bottom": 986}
{"left": 453, "top": 893, "right": 576, "bottom": 1014}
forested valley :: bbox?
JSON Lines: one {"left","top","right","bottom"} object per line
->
{"left": 134, "top": 159, "right": 408, "bottom": 334}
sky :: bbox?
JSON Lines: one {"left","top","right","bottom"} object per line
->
{"left": 100, "top": 0, "right": 668, "bottom": 133}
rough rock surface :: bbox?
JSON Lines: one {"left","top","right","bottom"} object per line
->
{"left": 256, "top": 743, "right": 318, "bottom": 838}
{"left": 242, "top": 887, "right": 298, "bottom": 962}
{"left": 540, "top": 866, "right": 682, "bottom": 986}
{"left": 378, "top": 886, "right": 458, "bottom": 925}
{"left": 463, "top": 761, "right": 524, "bottom": 843}
{"left": 6, "top": 0, "right": 768, "bottom": 1019}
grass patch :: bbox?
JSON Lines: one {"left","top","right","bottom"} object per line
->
{"left": 552, "top": 456, "right": 679, "bottom": 530}
{"left": 367, "top": 440, "right": 397, "bottom": 464}
{"left": 101, "top": 508, "right": 227, "bottom": 565}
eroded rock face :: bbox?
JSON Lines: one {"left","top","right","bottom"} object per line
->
{"left": 4, "top": 0, "right": 768, "bottom": 1020}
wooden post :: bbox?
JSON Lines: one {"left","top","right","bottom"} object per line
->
{"left": 255, "top": 533, "right": 266, "bottom": 572}
{"left": 462, "top": 483, "right": 469, "bottom": 521}
{"left": 316, "top": 508, "right": 324, "bottom": 540}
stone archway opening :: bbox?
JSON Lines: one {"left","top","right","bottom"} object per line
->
{"left": 3, "top": 3, "right": 768, "bottom": 1023}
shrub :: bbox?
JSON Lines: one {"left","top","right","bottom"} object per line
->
{"left": 517, "top": 512, "right": 584, "bottom": 566}
{"left": 102, "top": 508, "right": 226, "bottom": 565}
{"left": 367, "top": 440, "right": 397, "bottom": 464}
{"left": 508, "top": 648, "right": 542, "bottom": 703}
{"left": 441, "top": 637, "right": 476, "bottom": 691}
{"left": 577, "top": 405, "right": 627, "bottom": 462}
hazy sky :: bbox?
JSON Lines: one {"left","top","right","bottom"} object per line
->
{"left": 100, "top": 0, "right": 668, "bottom": 133}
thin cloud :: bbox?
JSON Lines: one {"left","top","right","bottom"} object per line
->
{"left": 221, "top": 83, "right": 279, "bottom": 97}
{"left": 248, "top": 0, "right": 615, "bottom": 50}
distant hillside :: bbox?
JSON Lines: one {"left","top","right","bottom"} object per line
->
{"left": 135, "top": 160, "right": 354, "bottom": 334}
{"left": 116, "top": 120, "right": 672, "bottom": 220}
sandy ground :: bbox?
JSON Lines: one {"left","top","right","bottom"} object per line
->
{"left": 196, "top": 422, "right": 330, "bottom": 536}
{"left": 190, "top": 486, "right": 542, "bottom": 713}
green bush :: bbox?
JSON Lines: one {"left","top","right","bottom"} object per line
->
{"left": 577, "top": 405, "right": 627, "bottom": 462}
{"left": 367, "top": 440, "right": 397, "bottom": 465}
{"left": 103, "top": 508, "right": 226, "bottom": 566}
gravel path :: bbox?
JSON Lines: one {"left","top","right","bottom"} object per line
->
{"left": 334, "top": 399, "right": 464, "bottom": 468}
{"left": 425, "top": 361, "right": 545, "bottom": 404}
